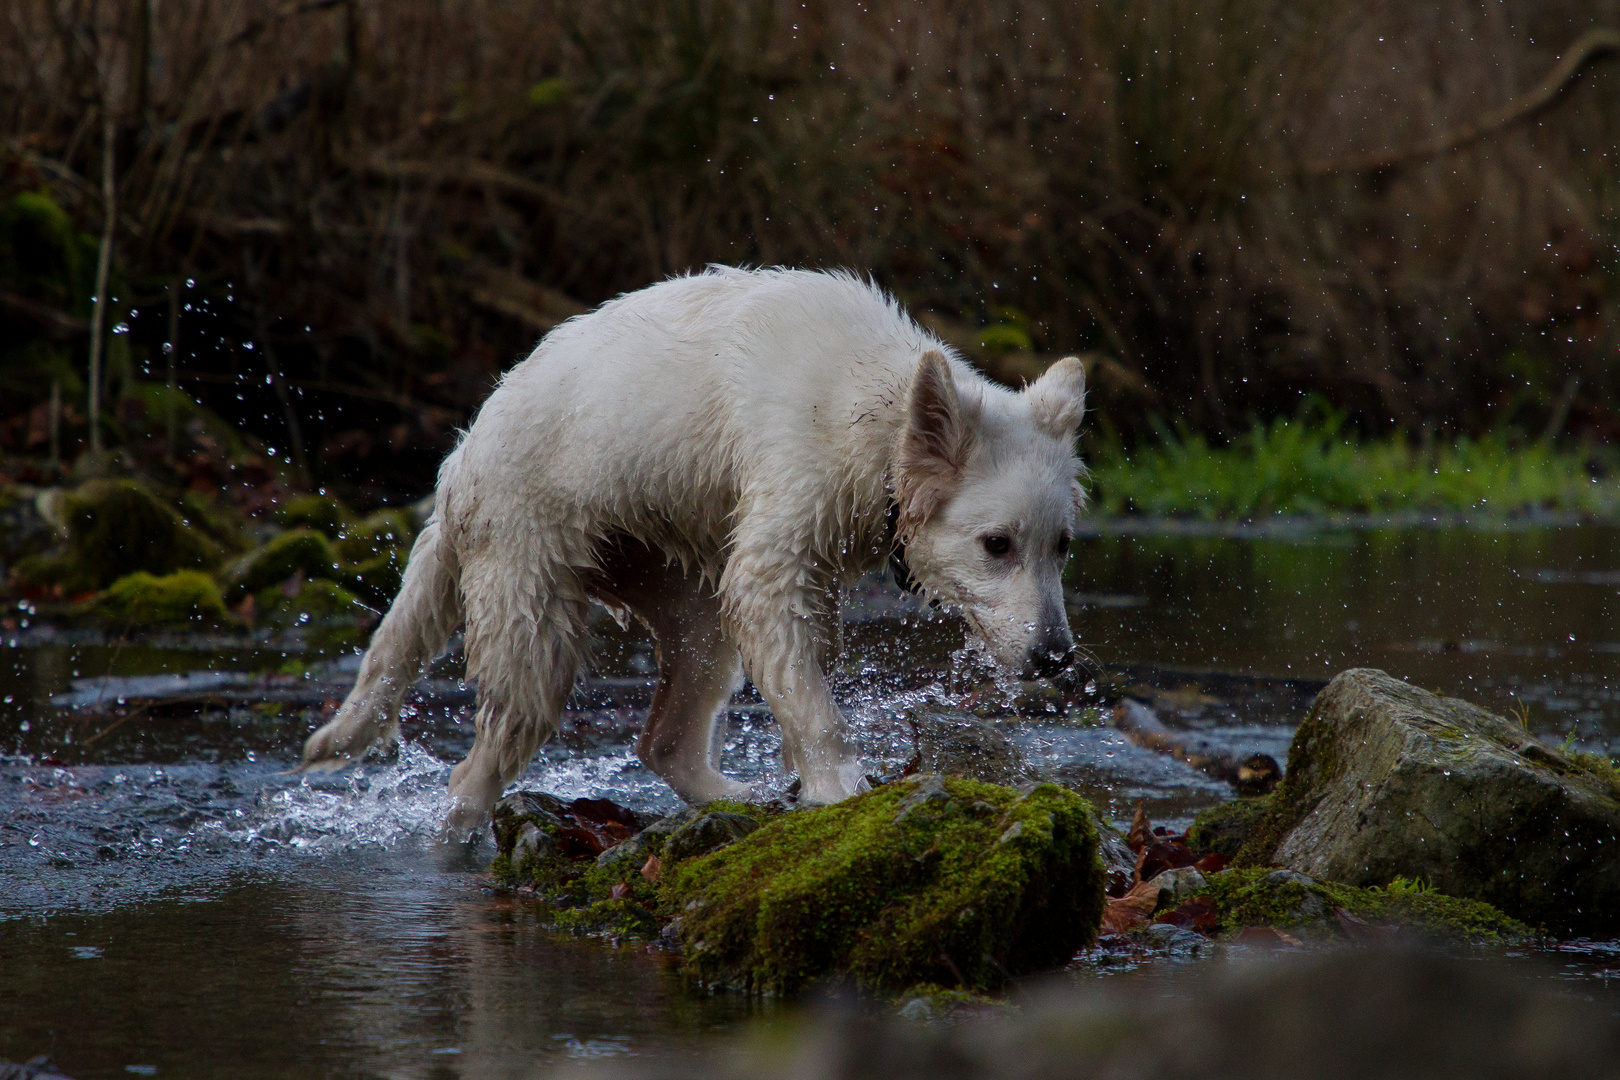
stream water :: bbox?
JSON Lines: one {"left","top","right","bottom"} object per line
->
{"left": 4, "top": 519, "right": 1620, "bottom": 1077}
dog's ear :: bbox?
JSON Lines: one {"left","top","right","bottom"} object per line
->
{"left": 1025, "top": 356, "right": 1087, "bottom": 441}
{"left": 894, "top": 350, "right": 975, "bottom": 537}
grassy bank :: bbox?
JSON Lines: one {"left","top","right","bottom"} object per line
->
{"left": 1088, "top": 411, "right": 1618, "bottom": 519}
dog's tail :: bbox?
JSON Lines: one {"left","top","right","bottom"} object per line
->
{"left": 300, "top": 517, "right": 462, "bottom": 772}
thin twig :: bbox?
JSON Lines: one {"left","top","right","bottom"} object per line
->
{"left": 1302, "top": 28, "right": 1620, "bottom": 176}
{"left": 87, "top": 114, "right": 115, "bottom": 455}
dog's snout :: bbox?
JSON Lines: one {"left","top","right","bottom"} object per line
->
{"left": 1024, "top": 626, "right": 1075, "bottom": 679}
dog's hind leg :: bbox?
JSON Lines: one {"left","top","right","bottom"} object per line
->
{"left": 590, "top": 538, "right": 751, "bottom": 804}
{"left": 444, "top": 552, "right": 591, "bottom": 839}
{"left": 302, "top": 519, "right": 461, "bottom": 771}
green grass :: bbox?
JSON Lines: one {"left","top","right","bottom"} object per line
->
{"left": 1088, "top": 409, "right": 1618, "bottom": 519}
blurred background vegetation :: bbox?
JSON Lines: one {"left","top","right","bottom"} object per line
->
{"left": 1, "top": 0, "right": 1618, "bottom": 511}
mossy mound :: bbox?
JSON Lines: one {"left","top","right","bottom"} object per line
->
{"left": 257, "top": 577, "right": 369, "bottom": 629}
{"left": 337, "top": 546, "right": 405, "bottom": 608}
{"left": 225, "top": 529, "right": 340, "bottom": 600}
{"left": 14, "top": 479, "right": 222, "bottom": 594}
{"left": 274, "top": 494, "right": 350, "bottom": 537}
{"left": 666, "top": 775, "right": 1105, "bottom": 994}
{"left": 92, "top": 570, "right": 233, "bottom": 629}
{"left": 1196, "top": 867, "right": 1531, "bottom": 943}
{"left": 1187, "top": 795, "right": 1274, "bottom": 859}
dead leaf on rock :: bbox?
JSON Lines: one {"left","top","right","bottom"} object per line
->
{"left": 641, "top": 854, "right": 663, "bottom": 883}
{"left": 1102, "top": 876, "right": 1163, "bottom": 934}
{"left": 610, "top": 882, "right": 631, "bottom": 900}
{"left": 1128, "top": 802, "right": 1152, "bottom": 853}
{"left": 1156, "top": 895, "right": 1219, "bottom": 933}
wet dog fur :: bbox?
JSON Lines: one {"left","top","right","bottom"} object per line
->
{"left": 299, "top": 267, "right": 1087, "bottom": 834}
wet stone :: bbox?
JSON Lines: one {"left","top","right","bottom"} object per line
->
{"left": 663, "top": 811, "right": 762, "bottom": 863}
{"left": 1239, "top": 668, "right": 1620, "bottom": 934}
{"left": 907, "top": 707, "right": 1033, "bottom": 786}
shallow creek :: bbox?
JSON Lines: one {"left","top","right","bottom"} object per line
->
{"left": 4, "top": 520, "right": 1620, "bottom": 1076}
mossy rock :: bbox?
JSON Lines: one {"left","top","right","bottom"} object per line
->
{"left": 1236, "top": 669, "right": 1620, "bottom": 934}
{"left": 336, "top": 547, "right": 404, "bottom": 608}
{"left": 257, "top": 577, "right": 369, "bottom": 628}
{"left": 274, "top": 493, "right": 350, "bottom": 537}
{"left": 13, "top": 479, "right": 223, "bottom": 595}
{"left": 177, "top": 491, "right": 252, "bottom": 555}
{"left": 1197, "top": 867, "right": 1531, "bottom": 943}
{"left": 225, "top": 529, "right": 340, "bottom": 600}
{"left": 1187, "top": 795, "right": 1274, "bottom": 860}
{"left": 0, "top": 486, "right": 59, "bottom": 568}
{"left": 92, "top": 570, "right": 232, "bottom": 630}
{"left": 665, "top": 775, "right": 1105, "bottom": 994}
{"left": 336, "top": 509, "right": 416, "bottom": 558}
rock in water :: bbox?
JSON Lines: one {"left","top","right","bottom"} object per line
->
{"left": 907, "top": 707, "right": 1033, "bottom": 785}
{"left": 665, "top": 774, "right": 1105, "bottom": 994}
{"left": 1239, "top": 668, "right": 1620, "bottom": 933}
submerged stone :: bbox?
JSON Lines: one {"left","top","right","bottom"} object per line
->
{"left": 1236, "top": 668, "right": 1620, "bottom": 934}
{"left": 907, "top": 707, "right": 1033, "bottom": 785}
{"left": 665, "top": 774, "right": 1106, "bottom": 994}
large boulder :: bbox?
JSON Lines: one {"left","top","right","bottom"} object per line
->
{"left": 665, "top": 774, "right": 1106, "bottom": 994}
{"left": 1237, "top": 668, "right": 1620, "bottom": 933}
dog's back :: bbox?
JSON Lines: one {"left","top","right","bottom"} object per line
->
{"left": 439, "top": 268, "right": 954, "bottom": 561}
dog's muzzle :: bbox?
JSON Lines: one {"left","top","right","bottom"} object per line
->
{"left": 1025, "top": 629, "right": 1076, "bottom": 679}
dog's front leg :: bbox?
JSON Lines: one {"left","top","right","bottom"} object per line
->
{"left": 722, "top": 572, "right": 866, "bottom": 805}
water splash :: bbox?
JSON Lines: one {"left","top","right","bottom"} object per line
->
{"left": 243, "top": 739, "right": 454, "bottom": 852}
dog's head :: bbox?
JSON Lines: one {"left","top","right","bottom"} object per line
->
{"left": 893, "top": 350, "right": 1086, "bottom": 678}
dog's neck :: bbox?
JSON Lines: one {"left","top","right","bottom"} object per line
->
{"left": 883, "top": 493, "right": 923, "bottom": 596}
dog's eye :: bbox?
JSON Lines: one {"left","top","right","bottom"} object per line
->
{"left": 1056, "top": 534, "right": 1071, "bottom": 557}
{"left": 982, "top": 535, "right": 1012, "bottom": 557}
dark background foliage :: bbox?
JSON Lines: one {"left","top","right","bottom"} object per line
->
{"left": 2, "top": 0, "right": 1617, "bottom": 499}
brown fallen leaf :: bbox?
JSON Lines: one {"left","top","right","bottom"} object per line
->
{"left": 1194, "top": 852, "right": 1229, "bottom": 874}
{"left": 1127, "top": 801, "right": 1152, "bottom": 853}
{"left": 1136, "top": 837, "right": 1198, "bottom": 883}
{"left": 1101, "top": 876, "right": 1164, "bottom": 934}
{"left": 610, "top": 881, "right": 632, "bottom": 900}
{"left": 1234, "top": 926, "right": 1304, "bottom": 948}
{"left": 640, "top": 854, "right": 663, "bottom": 884}
{"left": 1156, "top": 895, "right": 1219, "bottom": 934}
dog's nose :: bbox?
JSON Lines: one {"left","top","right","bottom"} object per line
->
{"left": 1026, "top": 643, "right": 1075, "bottom": 679}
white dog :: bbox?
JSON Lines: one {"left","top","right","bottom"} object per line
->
{"left": 300, "top": 267, "right": 1087, "bottom": 834}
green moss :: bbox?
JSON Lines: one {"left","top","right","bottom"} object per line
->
{"left": 336, "top": 547, "right": 404, "bottom": 608}
{"left": 92, "top": 570, "right": 232, "bottom": 629}
{"left": 664, "top": 776, "right": 1105, "bottom": 994}
{"left": 257, "top": 577, "right": 368, "bottom": 628}
{"left": 336, "top": 510, "right": 415, "bottom": 558}
{"left": 1558, "top": 749, "right": 1620, "bottom": 800}
{"left": 275, "top": 494, "right": 350, "bottom": 537}
{"left": 225, "top": 529, "right": 339, "bottom": 600}
{"left": 1233, "top": 701, "right": 1341, "bottom": 867}
{"left": 894, "top": 983, "right": 1008, "bottom": 1017}
{"left": 1197, "top": 868, "right": 1531, "bottom": 943}
{"left": 15, "top": 479, "right": 223, "bottom": 595}
{"left": 1186, "top": 795, "right": 1273, "bottom": 859}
